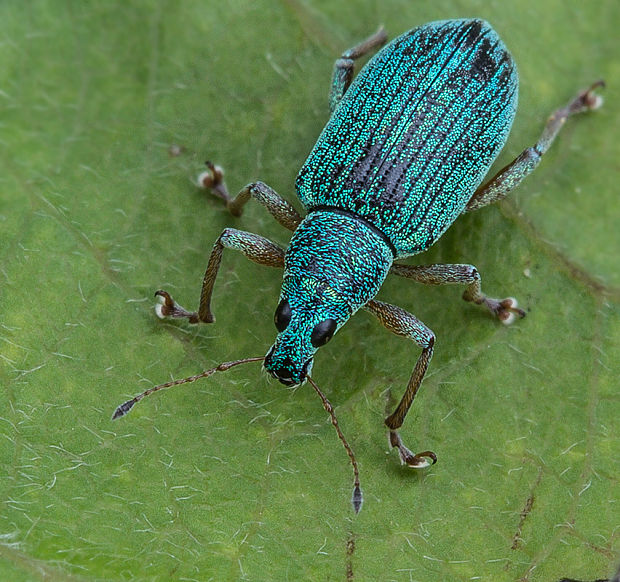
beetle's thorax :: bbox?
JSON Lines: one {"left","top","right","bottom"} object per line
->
{"left": 284, "top": 209, "right": 394, "bottom": 313}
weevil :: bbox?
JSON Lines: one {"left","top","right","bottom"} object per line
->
{"left": 115, "top": 19, "right": 603, "bottom": 512}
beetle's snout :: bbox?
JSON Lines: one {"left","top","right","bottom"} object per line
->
{"left": 268, "top": 359, "right": 298, "bottom": 386}
{"left": 264, "top": 346, "right": 311, "bottom": 386}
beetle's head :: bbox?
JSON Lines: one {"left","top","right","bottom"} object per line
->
{"left": 263, "top": 276, "right": 350, "bottom": 386}
{"left": 264, "top": 210, "right": 394, "bottom": 386}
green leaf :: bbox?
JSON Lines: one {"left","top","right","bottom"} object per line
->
{"left": 1, "top": 1, "right": 618, "bottom": 580}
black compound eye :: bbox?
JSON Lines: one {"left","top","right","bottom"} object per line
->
{"left": 310, "top": 319, "right": 337, "bottom": 348}
{"left": 274, "top": 299, "right": 292, "bottom": 332}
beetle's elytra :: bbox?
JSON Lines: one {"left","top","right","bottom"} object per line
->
{"left": 116, "top": 19, "right": 603, "bottom": 512}
{"left": 298, "top": 19, "right": 518, "bottom": 257}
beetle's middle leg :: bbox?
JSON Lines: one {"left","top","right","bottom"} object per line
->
{"left": 390, "top": 263, "right": 525, "bottom": 324}
{"left": 329, "top": 26, "right": 388, "bottom": 113}
{"left": 363, "top": 299, "right": 437, "bottom": 468}
{"left": 156, "top": 228, "right": 285, "bottom": 324}
{"left": 198, "top": 162, "right": 303, "bottom": 231}
{"left": 465, "top": 80, "right": 604, "bottom": 212}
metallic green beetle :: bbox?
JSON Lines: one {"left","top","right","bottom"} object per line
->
{"left": 138, "top": 19, "right": 601, "bottom": 508}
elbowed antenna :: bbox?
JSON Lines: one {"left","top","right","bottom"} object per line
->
{"left": 112, "top": 357, "right": 265, "bottom": 419}
{"left": 307, "top": 376, "right": 363, "bottom": 514}
{"left": 112, "top": 357, "right": 363, "bottom": 512}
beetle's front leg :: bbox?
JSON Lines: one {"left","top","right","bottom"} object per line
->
{"left": 390, "top": 263, "right": 525, "bottom": 324}
{"left": 198, "top": 162, "right": 303, "bottom": 231}
{"left": 329, "top": 26, "right": 388, "bottom": 113}
{"left": 466, "top": 80, "right": 604, "bottom": 212}
{"left": 156, "top": 228, "right": 285, "bottom": 324}
{"left": 363, "top": 299, "right": 437, "bottom": 468}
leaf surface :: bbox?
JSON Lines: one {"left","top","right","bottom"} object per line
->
{"left": 1, "top": 1, "right": 618, "bottom": 580}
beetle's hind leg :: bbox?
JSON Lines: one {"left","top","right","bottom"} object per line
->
{"left": 465, "top": 80, "right": 604, "bottom": 212}
{"left": 390, "top": 263, "right": 525, "bottom": 324}
{"left": 364, "top": 299, "right": 437, "bottom": 468}
{"left": 329, "top": 26, "right": 388, "bottom": 113}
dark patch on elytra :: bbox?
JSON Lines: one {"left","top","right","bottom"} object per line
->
{"left": 342, "top": 135, "right": 384, "bottom": 192}
{"left": 462, "top": 19, "right": 484, "bottom": 49}
{"left": 471, "top": 36, "right": 496, "bottom": 82}
{"left": 401, "top": 21, "right": 445, "bottom": 57}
